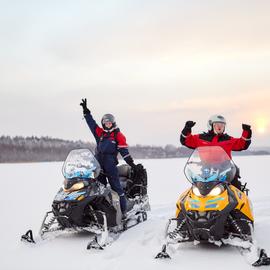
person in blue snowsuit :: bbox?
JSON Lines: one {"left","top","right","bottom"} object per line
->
{"left": 80, "top": 98, "right": 137, "bottom": 215}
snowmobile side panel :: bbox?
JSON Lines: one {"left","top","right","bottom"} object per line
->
{"left": 175, "top": 189, "right": 190, "bottom": 217}
{"left": 230, "top": 185, "right": 254, "bottom": 222}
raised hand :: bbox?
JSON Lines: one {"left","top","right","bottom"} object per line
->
{"left": 242, "top": 124, "right": 251, "bottom": 131}
{"left": 185, "top": 121, "right": 196, "bottom": 128}
{"left": 80, "top": 98, "right": 90, "bottom": 114}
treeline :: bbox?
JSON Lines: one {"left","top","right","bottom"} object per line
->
{"left": 0, "top": 136, "right": 269, "bottom": 163}
{"left": 0, "top": 136, "right": 95, "bottom": 163}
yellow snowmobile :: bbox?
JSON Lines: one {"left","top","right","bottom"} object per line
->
{"left": 155, "top": 146, "right": 270, "bottom": 267}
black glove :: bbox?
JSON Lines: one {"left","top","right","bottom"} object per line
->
{"left": 80, "top": 98, "right": 90, "bottom": 115}
{"left": 134, "top": 164, "right": 144, "bottom": 177}
{"left": 182, "top": 121, "right": 196, "bottom": 137}
{"left": 185, "top": 121, "right": 196, "bottom": 128}
{"left": 124, "top": 155, "right": 136, "bottom": 169}
{"left": 242, "top": 124, "right": 251, "bottom": 131}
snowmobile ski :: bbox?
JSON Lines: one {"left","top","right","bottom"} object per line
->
{"left": 21, "top": 230, "right": 35, "bottom": 244}
{"left": 252, "top": 249, "right": 270, "bottom": 267}
{"left": 155, "top": 244, "right": 171, "bottom": 259}
{"left": 87, "top": 235, "right": 105, "bottom": 250}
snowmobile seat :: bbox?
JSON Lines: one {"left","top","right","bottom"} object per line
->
{"left": 118, "top": 164, "right": 133, "bottom": 190}
{"left": 117, "top": 164, "right": 131, "bottom": 178}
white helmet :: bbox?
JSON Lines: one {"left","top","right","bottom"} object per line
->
{"left": 207, "top": 115, "right": 226, "bottom": 131}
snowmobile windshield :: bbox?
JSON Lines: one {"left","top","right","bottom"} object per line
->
{"left": 62, "top": 149, "right": 101, "bottom": 180}
{"left": 184, "top": 146, "right": 236, "bottom": 184}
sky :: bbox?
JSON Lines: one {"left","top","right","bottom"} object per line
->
{"left": 1, "top": 0, "right": 270, "bottom": 147}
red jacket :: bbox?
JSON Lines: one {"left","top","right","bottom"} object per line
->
{"left": 180, "top": 129, "right": 252, "bottom": 159}
{"left": 84, "top": 112, "right": 133, "bottom": 162}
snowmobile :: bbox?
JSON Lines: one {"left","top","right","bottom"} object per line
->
{"left": 21, "top": 149, "right": 150, "bottom": 249}
{"left": 155, "top": 146, "right": 270, "bottom": 267}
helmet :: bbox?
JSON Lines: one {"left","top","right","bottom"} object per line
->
{"left": 101, "top": 113, "right": 116, "bottom": 130}
{"left": 207, "top": 115, "right": 226, "bottom": 131}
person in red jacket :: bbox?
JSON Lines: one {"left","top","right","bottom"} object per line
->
{"left": 180, "top": 114, "right": 252, "bottom": 189}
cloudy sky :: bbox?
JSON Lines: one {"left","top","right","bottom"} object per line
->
{"left": 1, "top": 0, "right": 270, "bottom": 147}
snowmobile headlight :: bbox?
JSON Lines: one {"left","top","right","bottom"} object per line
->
{"left": 209, "top": 185, "right": 224, "bottom": 196}
{"left": 192, "top": 186, "right": 202, "bottom": 197}
{"left": 63, "top": 181, "right": 85, "bottom": 192}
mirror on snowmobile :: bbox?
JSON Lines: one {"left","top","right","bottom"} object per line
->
{"left": 184, "top": 146, "right": 236, "bottom": 185}
{"left": 62, "top": 149, "right": 101, "bottom": 190}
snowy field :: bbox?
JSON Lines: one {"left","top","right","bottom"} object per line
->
{"left": 0, "top": 155, "right": 270, "bottom": 269}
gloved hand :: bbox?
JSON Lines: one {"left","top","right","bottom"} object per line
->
{"left": 242, "top": 124, "right": 251, "bottom": 131}
{"left": 124, "top": 155, "right": 139, "bottom": 177}
{"left": 185, "top": 121, "right": 196, "bottom": 129}
{"left": 80, "top": 98, "right": 90, "bottom": 115}
{"left": 125, "top": 155, "right": 136, "bottom": 168}
{"left": 130, "top": 163, "right": 141, "bottom": 179}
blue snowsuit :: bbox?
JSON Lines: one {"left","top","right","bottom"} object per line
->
{"left": 84, "top": 113, "right": 134, "bottom": 213}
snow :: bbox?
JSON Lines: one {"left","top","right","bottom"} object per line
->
{"left": 1, "top": 155, "right": 270, "bottom": 269}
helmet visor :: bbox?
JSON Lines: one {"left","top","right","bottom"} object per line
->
{"left": 102, "top": 114, "right": 115, "bottom": 124}
{"left": 102, "top": 118, "right": 112, "bottom": 124}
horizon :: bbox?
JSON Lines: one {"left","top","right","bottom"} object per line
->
{"left": 1, "top": 134, "right": 269, "bottom": 150}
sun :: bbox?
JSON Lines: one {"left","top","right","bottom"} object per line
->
{"left": 255, "top": 117, "right": 268, "bottom": 134}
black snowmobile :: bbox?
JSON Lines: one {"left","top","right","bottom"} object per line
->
{"left": 21, "top": 149, "right": 150, "bottom": 249}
